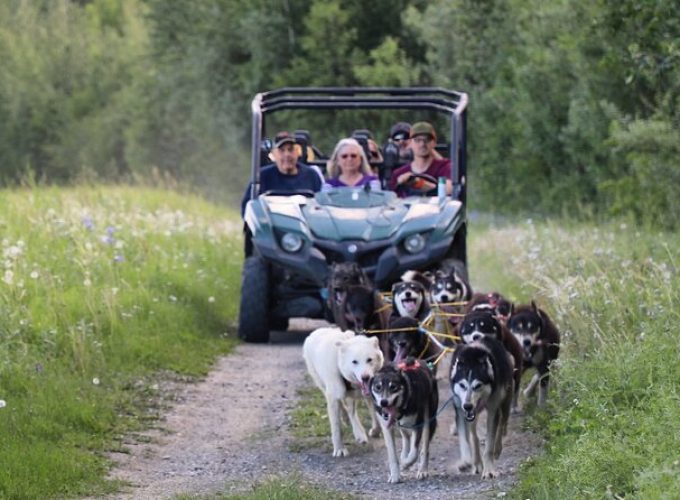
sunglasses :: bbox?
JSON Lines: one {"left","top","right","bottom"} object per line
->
{"left": 340, "top": 153, "right": 359, "bottom": 159}
{"left": 369, "top": 150, "right": 380, "bottom": 159}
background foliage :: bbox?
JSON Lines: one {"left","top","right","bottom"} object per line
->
{"left": 0, "top": 0, "right": 679, "bottom": 223}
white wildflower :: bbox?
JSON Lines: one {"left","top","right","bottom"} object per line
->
{"left": 0, "top": 400, "right": 6, "bottom": 408}
{"left": 30, "top": 270, "right": 39, "bottom": 279}
{"left": 92, "top": 378, "right": 100, "bottom": 386}
{"left": 3, "top": 270, "right": 13, "bottom": 284}
{"left": 4, "top": 245, "right": 22, "bottom": 259}
{"left": 208, "top": 296, "right": 215, "bottom": 303}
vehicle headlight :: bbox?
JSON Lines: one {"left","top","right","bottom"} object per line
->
{"left": 403, "top": 233, "right": 426, "bottom": 254}
{"left": 280, "top": 232, "right": 303, "bottom": 253}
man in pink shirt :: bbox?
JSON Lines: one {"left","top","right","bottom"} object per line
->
{"left": 388, "top": 122, "right": 452, "bottom": 198}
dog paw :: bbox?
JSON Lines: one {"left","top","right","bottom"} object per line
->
{"left": 482, "top": 467, "right": 499, "bottom": 479}
{"left": 368, "top": 426, "right": 381, "bottom": 438}
{"left": 332, "top": 447, "right": 349, "bottom": 458}
{"left": 387, "top": 473, "right": 401, "bottom": 484}
{"left": 354, "top": 434, "right": 368, "bottom": 444}
{"left": 416, "top": 470, "right": 429, "bottom": 480}
{"left": 456, "top": 460, "right": 473, "bottom": 473}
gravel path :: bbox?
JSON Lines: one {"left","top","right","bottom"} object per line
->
{"left": 105, "top": 319, "right": 543, "bottom": 499}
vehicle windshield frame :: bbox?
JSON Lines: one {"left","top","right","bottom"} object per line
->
{"left": 249, "top": 87, "right": 468, "bottom": 204}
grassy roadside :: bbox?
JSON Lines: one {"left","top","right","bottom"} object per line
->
{"left": 0, "top": 186, "right": 242, "bottom": 498}
{"left": 468, "top": 219, "right": 680, "bottom": 499}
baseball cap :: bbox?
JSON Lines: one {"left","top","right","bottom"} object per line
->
{"left": 390, "top": 122, "right": 411, "bottom": 141}
{"left": 410, "top": 121, "right": 436, "bottom": 140}
{"left": 273, "top": 131, "right": 296, "bottom": 148}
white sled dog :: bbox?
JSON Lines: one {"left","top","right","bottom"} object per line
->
{"left": 302, "top": 327, "right": 384, "bottom": 457}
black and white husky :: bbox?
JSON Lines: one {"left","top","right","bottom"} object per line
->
{"left": 430, "top": 267, "right": 472, "bottom": 306}
{"left": 450, "top": 337, "right": 514, "bottom": 479}
{"left": 370, "top": 358, "right": 438, "bottom": 483}
{"left": 458, "top": 310, "right": 524, "bottom": 412}
{"left": 507, "top": 301, "right": 560, "bottom": 407}
{"left": 391, "top": 276, "right": 430, "bottom": 321}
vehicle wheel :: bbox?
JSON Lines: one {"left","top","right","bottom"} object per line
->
{"left": 238, "top": 256, "right": 271, "bottom": 343}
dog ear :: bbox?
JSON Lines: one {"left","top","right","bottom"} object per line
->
{"left": 531, "top": 300, "right": 539, "bottom": 313}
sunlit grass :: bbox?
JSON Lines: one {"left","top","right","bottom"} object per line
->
{"left": 0, "top": 186, "right": 242, "bottom": 498}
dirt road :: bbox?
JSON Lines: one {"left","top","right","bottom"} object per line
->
{"left": 105, "top": 320, "right": 542, "bottom": 499}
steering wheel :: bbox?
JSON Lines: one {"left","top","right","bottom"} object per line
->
{"left": 404, "top": 173, "right": 439, "bottom": 195}
{"left": 261, "top": 189, "right": 316, "bottom": 198}
{"left": 407, "top": 173, "right": 438, "bottom": 185}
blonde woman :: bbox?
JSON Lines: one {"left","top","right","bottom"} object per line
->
{"left": 323, "top": 138, "right": 381, "bottom": 190}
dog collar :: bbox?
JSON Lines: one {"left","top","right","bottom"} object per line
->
{"left": 397, "top": 359, "right": 421, "bottom": 372}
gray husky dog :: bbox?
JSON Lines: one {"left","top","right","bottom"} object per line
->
{"left": 449, "top": 337, "right": 514, "bottom": 479}
{"left": 370, "top": 358, "right": 438, "bottom": 483}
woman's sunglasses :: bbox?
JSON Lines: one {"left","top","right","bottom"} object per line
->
{"left": 340, "top": 153, "right": 359, "bottom": 159}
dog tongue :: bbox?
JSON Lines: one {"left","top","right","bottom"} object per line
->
{"left": 394, "top": 346, "right": 407, "bottom": 363}
{"left": 360, "top": 380, "right": 370, "bottom": 396}
{"left": 404, "top": 300, "right": 417, "bottom": 313}
{"left": 385, "top": 406, "right": 398, "bottom": 428}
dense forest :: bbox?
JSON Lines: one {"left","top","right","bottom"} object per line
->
{"left": 1, "top": 0, "right": 678, "bottom": 225}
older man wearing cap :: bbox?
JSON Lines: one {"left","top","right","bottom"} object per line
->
{"left": 388, "top": 121, "right": 452, "bottom": 198}
{"left": 241, "top": 131, "right": 322, "bottom": 216}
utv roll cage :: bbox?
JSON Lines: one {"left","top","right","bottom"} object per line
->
{"left": 249, "top": 87, "right": 468, "bottom": 203}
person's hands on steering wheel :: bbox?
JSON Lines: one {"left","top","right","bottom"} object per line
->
{"left": 400, "top": 173, "right": 438, "bottom": 194}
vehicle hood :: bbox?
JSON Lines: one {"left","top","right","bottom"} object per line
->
{"left": 252, "top": 188, "right": 461, "bottom": 242}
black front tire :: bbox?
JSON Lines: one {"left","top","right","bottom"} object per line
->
{"left": 238, "top": 256, "right": 271, "bottom": 343}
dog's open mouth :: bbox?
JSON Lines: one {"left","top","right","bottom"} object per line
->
{"left": 359, "top": 380, "right": 371, "bottom": 396}
{"left": 334, "top": 289, "right": 346, "bottom": 305}
{"left": 464, "top": 408, "right": 477, "bottom": 422}
{"left": 394, "top": 345, "right": 408, "bottom": 364}
{"left": 381, "top": 406, "right": 398, "bottom": 428}
{"left": 401, "top": 297, "right": 418, "bottom": 313}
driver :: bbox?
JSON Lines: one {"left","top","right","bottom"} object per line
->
{"left": 388, "top": 122, "right": 452, "bottom": 198}
{"left": 241, "top": 131, "right": 322, "bottom": 216}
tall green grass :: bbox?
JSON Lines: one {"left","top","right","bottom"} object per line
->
{"left": 0, "top": 186, "right": 242, "bottom": 498}
{"left": 469, "top": 220, "right": 680, "bottom": 499}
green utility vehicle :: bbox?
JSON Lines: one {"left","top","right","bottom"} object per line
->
{"left": 239, "top": 88, "right": 468, "bottom": 342}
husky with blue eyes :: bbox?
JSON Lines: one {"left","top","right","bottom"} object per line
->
{"left": 449, "top": 336, "right": 514, "bottom": 479}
